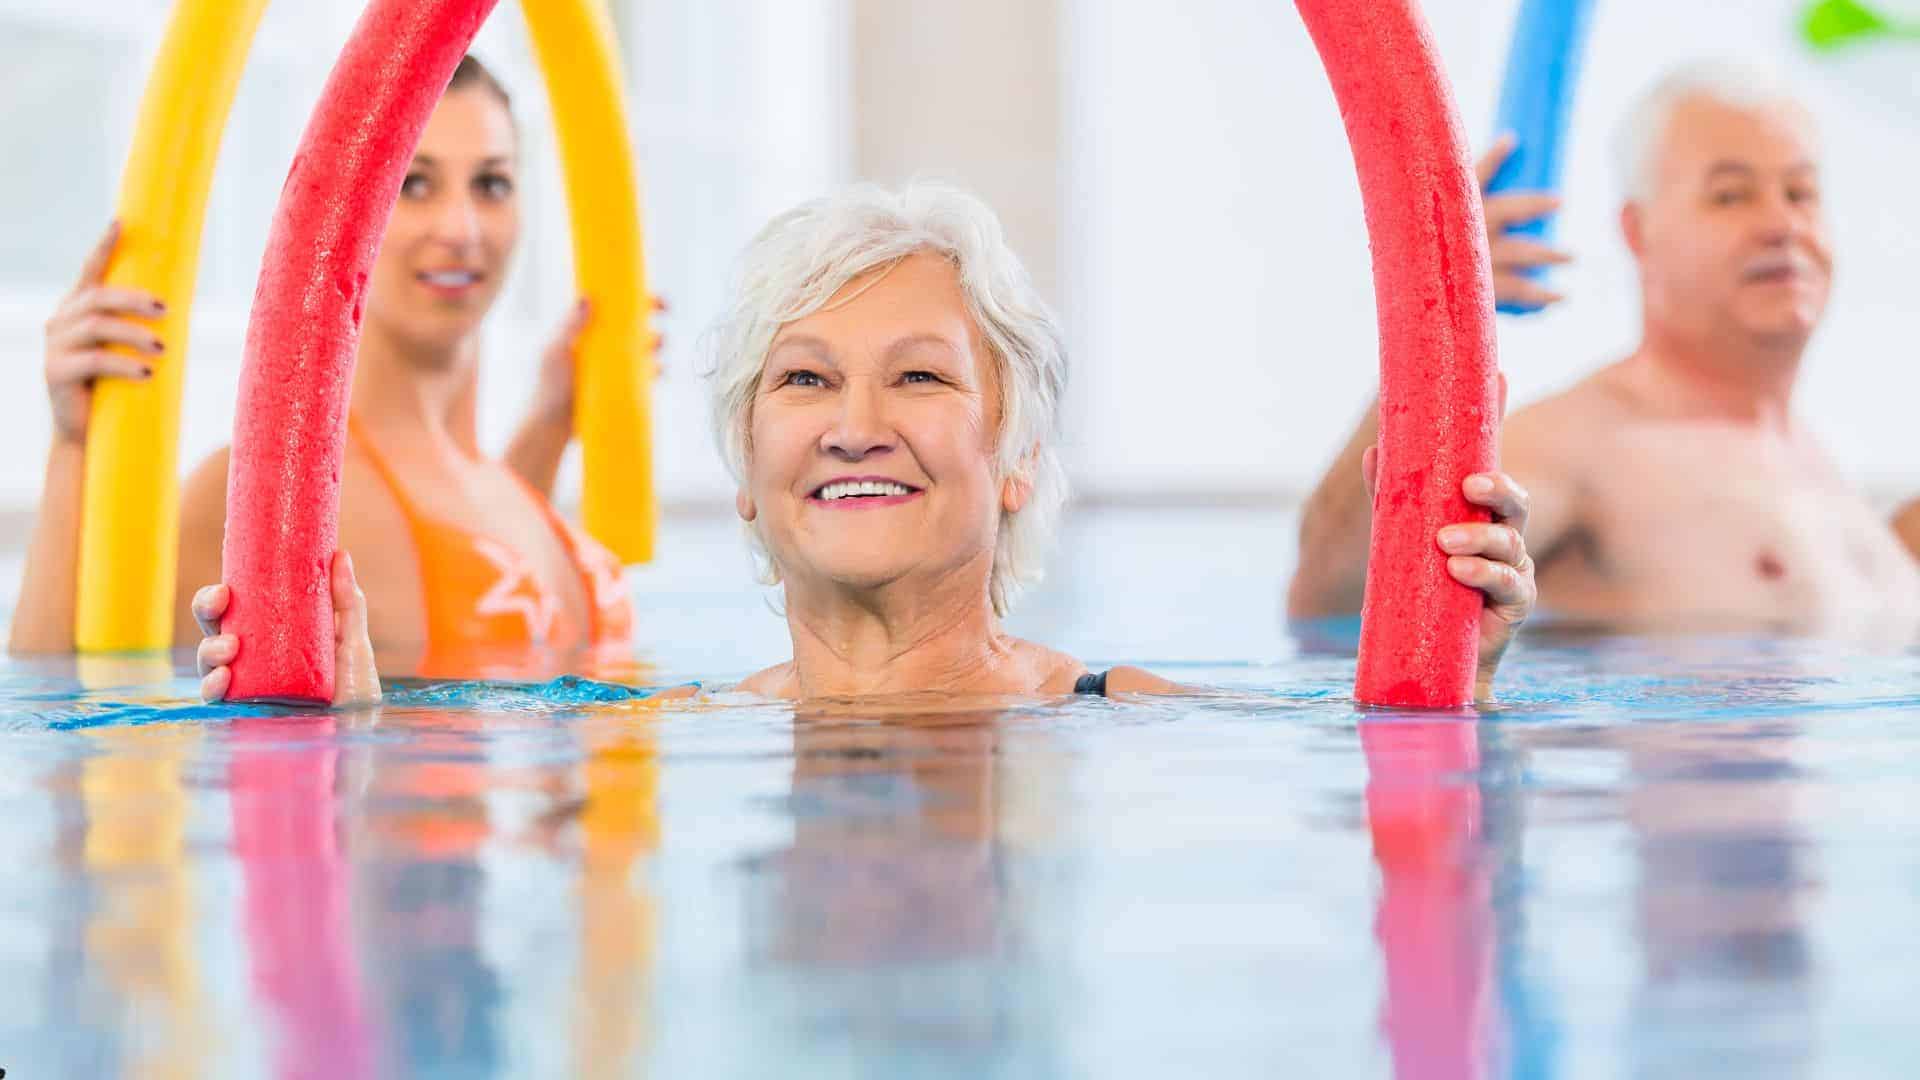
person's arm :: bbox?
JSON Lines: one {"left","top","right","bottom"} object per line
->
{"left": 9, "top": 222, "right": 165, "bottom": 655}
{"left": 1287, "top": 400, "right": 1380, "bottom": 618}
{"left": 505, "top": 296, "right": 667, "bottom": 500}
{"left": 172, "top": 448, "right": 230, "bottom": 646}
{"left": 503, "top": 298, "right": 590, "bottom": 499}
{"left": 1895, "top": 500, "right": 1920, "bottom": 561}
{"left": 1287, "top": 138, "right": 1571, "bottom": 619}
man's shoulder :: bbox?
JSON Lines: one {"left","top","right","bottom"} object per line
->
{"left": 1508, "top": 365, "right": 1640, "bottom": 441}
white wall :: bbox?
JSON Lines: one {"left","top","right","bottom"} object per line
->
{"left": 1063, "top": 0, "right": 1920, "bottom": 500}
{"left": 0, "top": 0, "right": 849, "bottom": 513}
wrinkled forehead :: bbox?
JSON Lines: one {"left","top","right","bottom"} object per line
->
{"left": 765, "top": 253, "right": 995, "bottom": 378}
{"left": 1651, "top": 94, "right": 1820, "bottom": 187}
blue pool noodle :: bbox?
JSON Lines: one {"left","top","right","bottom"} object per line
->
{"left": 1488, "top": 0, "right": 1596, "bottom": 315}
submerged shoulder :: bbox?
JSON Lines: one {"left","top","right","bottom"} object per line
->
{"left": 736, "top": 662, "right": 795, "bottom": 698}
{"left": 1100, "top": 665, "right": 1180, "bottom": 695}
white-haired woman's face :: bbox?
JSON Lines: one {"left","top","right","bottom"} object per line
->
{"left": 740, "top": 253, "right": 1029, "bottom": 601}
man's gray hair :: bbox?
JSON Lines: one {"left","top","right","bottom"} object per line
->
{"left": 703, "top": 181, "right": 1068, "bottom": 616}
{"left": 1613, "top": 60, "right": 1816, "bottom": 201}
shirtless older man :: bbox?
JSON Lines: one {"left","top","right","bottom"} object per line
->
{"left": 1290, "top": 63, "right": 1920, "bottom": 634}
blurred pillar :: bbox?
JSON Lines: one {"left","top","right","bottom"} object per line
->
{"left": 851, "top": 0, "right": 1062, "bottom": 306}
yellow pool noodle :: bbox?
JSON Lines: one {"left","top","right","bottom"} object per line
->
{"left": 521, "top": 0, "right": 657, "bottom": 565}
{"left": 77, "top": 0, "right": 270, "bottom": 652}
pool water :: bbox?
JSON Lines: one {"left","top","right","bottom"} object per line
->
{"left": 2, "top": 508, "right": 1917, "bottom": 1078}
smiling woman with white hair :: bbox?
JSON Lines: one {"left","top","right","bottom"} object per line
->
{"left": 194, "top": 180, "right": 1539, "bottom": 704}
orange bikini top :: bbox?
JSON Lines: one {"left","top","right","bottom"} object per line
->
{"left": 348, "top": 420, "right": 633, "bottom": 678}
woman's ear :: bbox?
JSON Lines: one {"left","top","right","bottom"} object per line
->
{"left": 1000, "top": 468, "right": 1033, "bottom": 514}
{"left": 735, "top": 488, "right": 757, "bottom": 523}
{"left": 1001, "top": 444, "right": 1041, "bottom": 513}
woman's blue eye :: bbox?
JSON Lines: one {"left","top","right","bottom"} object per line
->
{"left": 903, "top": 370, "right": 939, "bottom": 384}
{"left": 476, "top": 174, "right": 515, "bottom": 200}
{"left": 400, "top": 174, "right": 431, "bottom": 199}
{"left": 783, "top": 370, "right": 824, "bottom": 388}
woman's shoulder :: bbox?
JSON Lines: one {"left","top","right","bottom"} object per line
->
{"left": 1017, "top": 639, "right": 1177, "bottom": 696}
{"left": 735, "top": 662, "right": 795, "bottom": 697}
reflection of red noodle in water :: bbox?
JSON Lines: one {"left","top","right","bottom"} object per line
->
{"left": 230, "top": 717, "right": 379, "bottom": 1080}
{"left": 1362, "top": 721, "right": 1495, "bottom": 1080}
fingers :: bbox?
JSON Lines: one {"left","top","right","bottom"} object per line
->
{"left": 55, "top": 285, "right": 166, "bottom": 325}
{"left": 191, "top": 583, "right": 230, "bottom": 637}
{"left": 1475, "top": 133, "right": 1517, "bottom": 189}
{"left": 1462, "top": 471, "right": 1530, "bottom": 531}
{"left": 1483, "top": 192, "right": 1561, "bottom": 230}
{"left": 50, "top": 313, "right": 165, "bottom": 358}
{"left": 1489, "top": 237, "right": 1573, "bottom": 271}
{"left": 1438, "top": 520, "right": 1525, "bottom": 567}
{"left": 563, "top": 297, "right": 591, "bottom": 337}
{"left": 197, "top": 632, "right": 237, "bottom": 677}
{"left": 1498, "top": 371, "right": 1510, "bottom": 418}
{"left": 46, "top": 350, "right": 154, "bottom": 385}
{"left": 1447, "top": 553, "right": 1534, "bottom": 611}
{"left": 76, "top": 220, "right": 121, "bottom": 288}
{"left": 199, "top": 664, "right": 231, "bottom": 704}
{"left": 1491, "top": 272, "right": 1565, "bottom": 311}
{"left": 1360, "top": 444, "right": 1380, "bottom": 501}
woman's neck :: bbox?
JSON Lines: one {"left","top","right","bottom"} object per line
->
{"left": 349, "top": 318, "right": 482, "bottom": 457}
{"left": 781, "top": 560, "right": 1022, "bottom": 698}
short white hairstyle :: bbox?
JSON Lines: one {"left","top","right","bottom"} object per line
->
{"left": 703, "top": 182, "right": 1069, "bottom": 616}
{"left": 1613, "top": 60, "right": 1817, "bottom": 201}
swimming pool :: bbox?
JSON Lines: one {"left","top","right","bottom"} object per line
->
{"left": 1, "top": 507, "right": 1915, "bottom": 1077}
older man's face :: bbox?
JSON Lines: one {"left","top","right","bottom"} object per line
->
{"left": 1635, "top": 96, "right": 1831, "bottom": 350}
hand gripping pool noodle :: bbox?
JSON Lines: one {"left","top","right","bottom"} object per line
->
{"left": 521, "top": 0, "right": 657, "bottom": 565}
{"left": 75, "top": 0, "right": 271, "bottom": 652}
{"left": 1487, "top": 0, "right": 1596, "bottom": 316}
{"left": 223, "top": 0, "right": 501, "bottom": 704}
{"left": 1296, "top": 0, "right": 1503, "bottom": 708}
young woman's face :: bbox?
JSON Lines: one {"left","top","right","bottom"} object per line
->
{"left": 363, "top": 87, "right": 520, "bottom": 354}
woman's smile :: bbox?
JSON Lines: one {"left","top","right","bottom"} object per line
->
{"left": 807, "top": 475, "right": 926, "bottom": 509}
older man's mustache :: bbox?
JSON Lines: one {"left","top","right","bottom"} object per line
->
{"left": 1741, "top": 251, "right": 1821, "bottom": 283}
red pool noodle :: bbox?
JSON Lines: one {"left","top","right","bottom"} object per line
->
{"left": 1296, "top": 0, "right": 1502, "bottom": 708}
{"left": 223, "top": 0, "right": 499, "bottom": 703}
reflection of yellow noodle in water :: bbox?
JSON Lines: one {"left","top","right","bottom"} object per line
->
{"left": 521, "top": 0, "right": 658, "bottom": 565}
{"left": 76, "top": 0, "right": 270, "bottom": 651}
{"left": 573, "top": 719, "right": 661, "bottom": 1080}
{"left": 82, "top": 724, "right": 207, "bottom": 1079}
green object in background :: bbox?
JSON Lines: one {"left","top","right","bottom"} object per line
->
{"left": 1801, "top": 0, "right": 1920, "bottom": 49}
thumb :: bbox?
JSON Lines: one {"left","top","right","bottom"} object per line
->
{"left": 332, "top": 551, "right": 369, "bottom": 644}
{"left": 1361, "top": 444, "right": 1380, "bottom": 501}
{"left": 1476, "top": 133, "right": 1517, "bottom": 190}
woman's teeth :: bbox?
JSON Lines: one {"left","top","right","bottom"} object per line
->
{"left": 422, "top": 270, "right": 480, "bottom": 287}
{"left": 817, "top": 480, "right": 914, "bottom": 501}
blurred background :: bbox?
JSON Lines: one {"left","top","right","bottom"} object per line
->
{"left": 1, "top": 0, "right": 1917, "bottom": 533}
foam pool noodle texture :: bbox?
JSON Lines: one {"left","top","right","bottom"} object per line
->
{"left": 222, "top": 0, "right": 501, "bottom": 704}
{"left": 522, "top": 0, "right": 657, "bottom": 565}
{"left": 1296, "top": 0, "right": 1503, "bottom": 709}
{"left": 1486, "top": 0, "right": 1595, "bottom": 316}
{"left": 77, "top": 0, "right": 271, "bottom": 652}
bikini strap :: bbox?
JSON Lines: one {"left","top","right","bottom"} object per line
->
{"left": 344, "top": 416, "right": 421, "bottom": 517}
{"left": 1073, "top": 670, "right": 1110, "bottom": 697}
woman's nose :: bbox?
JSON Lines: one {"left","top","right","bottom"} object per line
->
{"left": 430, "top": 192, "right": 483, "bottom": 247}
{"left": 821, "top": 379, "right": 895, "bottom": 461}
